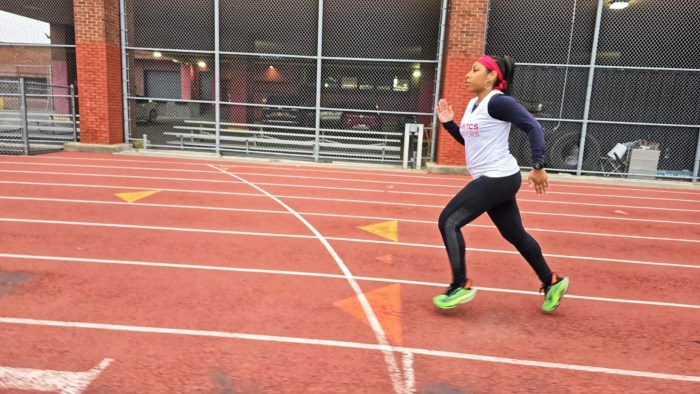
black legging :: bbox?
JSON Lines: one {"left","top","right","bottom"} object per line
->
{"left": 438, "top": 171, "right": 553, "bottom": 287}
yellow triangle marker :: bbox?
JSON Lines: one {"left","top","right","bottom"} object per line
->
{"left": 359, "top": 220, "right": 398, "bottom": 242}
{"left": 115, "top": 190, "right": 160, "bottom": 203}
{"left": 334, "top": 284, "right": 402, "bottom": 345}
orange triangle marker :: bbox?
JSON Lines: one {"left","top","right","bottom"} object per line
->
{"left": 386, "top": 185, "right": 394, "bottom": 189}
{"left": 334, "top": 284, "right": 402, "bottom": 345}
{"left": 376, "top": 254, "right": 393, "bottom": 264}
{"left": 115, "top": 190, "right": 160, "bottom": 203}
{"left": 359, "top": 220, "right": 399, "bottom": 242}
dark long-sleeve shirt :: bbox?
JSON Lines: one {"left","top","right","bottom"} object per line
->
{"left": 442, "top": 94, "right": 546, "bottom": 165}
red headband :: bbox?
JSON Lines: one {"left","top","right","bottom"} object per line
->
{"left": 477, "top": 55, "right": 506, "bottom": 91}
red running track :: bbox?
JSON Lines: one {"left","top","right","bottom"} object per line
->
{"left": 0, "top": 152, "right": 699, "bottom": 393}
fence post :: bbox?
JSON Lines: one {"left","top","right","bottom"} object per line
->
{"left": 70, "top": 84, "right": 78, "bottom": 142}
{"left": 693, "top": 128, "right": 700, "bottom": 183}
{"left": 19, "top": 78, "right": 29, "bottom": 155}
{"left": 576, "top": 0, "right": 604, "bottom": 176}
{"left": 214, "top": 0, "right": 221, "bottom": 155}
{"left": 429, "top": 0, "right": 449, "bottom": 163}
{"left": 312, "top": 0, "right": 325, "bottom": 162}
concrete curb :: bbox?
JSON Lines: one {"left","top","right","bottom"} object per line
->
{"left": 64, "top": 143, "right": 134, "bottom": 153}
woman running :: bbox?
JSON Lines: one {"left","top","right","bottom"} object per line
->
{"left": 433, "top": 55, "right": 569, "bottom": 313}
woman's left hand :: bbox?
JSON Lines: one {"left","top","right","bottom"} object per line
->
{"left": 528, "top": 169, "right": 549, "bottom": 196}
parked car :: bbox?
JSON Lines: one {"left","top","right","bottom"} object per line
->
{"left": 340, "top": 103, "right": 382, "bottom": 131}
{"left": 262, "top": 95, "right": 312, "bottom": 129}
{"left": 135, "top": 98, "right": 158, "bottom": 123}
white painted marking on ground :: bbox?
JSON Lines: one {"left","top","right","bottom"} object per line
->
{"left": 0, "top": 161, "right": 217, "bottom": 174}
{"left": 2, "top": 180, "right": 698, "bottom": 226}
{"left": 1, "top": 217, "right": 697, "bottom": 269}
{"left": 1, "top": 196, "right": 697, "bottom": 243}
{"left": 208, "top": 165, "right": 408, "bottom": 394}
{"left": 402, "top": 352, "right": 415, "bottom": 394}
{"left": 0, "top": 358, "right": 112, "bottom": 394}
{"left": 282, "top": 193, "right": 700, "bottom": 213}
{"left": 2, "top": 165, "right": 698, "bottom": 204}
{"left": 13, "top": 155, "right": 700, "bottom": 196}
{"left": 0, "top": 169, "right": 243, "bottom": 185}
{"left": 323, "top": 236, "right": 700, "bottom": 269}
{"left": 1, "top": 253, "right": 698, "bottom": 309}
{"left": 388, "top": 189, "right": 700, "bottom": 203}
{"left": 0, "top": 318, "right": 698, "bottom": 383}
{"left": 10, "top": 155, "right": 700, "bottom": 200}
{"left": 0, "top": 217, "right": 316, "bottom": 240}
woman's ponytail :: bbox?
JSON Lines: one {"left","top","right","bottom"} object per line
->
{"left": 502, "top": 55, "right": 515, "bottom": 96}
{"left": 488, "top": 55, "right": 515, "bottom": 95}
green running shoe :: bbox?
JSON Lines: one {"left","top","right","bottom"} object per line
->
{"left": 433, "top": 279, "right": 477, "bottom": 309}
{"left": 541, "top": 273, "right": 569, "bottom": 313}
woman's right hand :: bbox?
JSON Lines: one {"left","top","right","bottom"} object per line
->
{"left": 436, "top": 99, "right": 455, "bottom": 123}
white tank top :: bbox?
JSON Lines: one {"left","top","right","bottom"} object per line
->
{"left": 459, "top": 90, "right": 520, "bottom": 179}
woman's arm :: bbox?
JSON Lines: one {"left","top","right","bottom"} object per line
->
{"left": 488, "top": 95, "right": 545, "bottom": 165}
{"left": 442, "top": 120, "right": 465, "bottom": 146}
{"left": 436, "top": 99, "right": 465, "bottom": 146}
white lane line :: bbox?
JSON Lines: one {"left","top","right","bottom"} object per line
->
{"left": 402, "top": 352, "right": 415, "bottom": 393}
{"left": 0, "top": 217, "right": 315, "bottom": 240}
{"left": 5, "top": 168, "right": 696, "bottom": 212}
{"left": 2, "top": 217, "right": 697, "bottom": 270}
{"left": 15, "top": 155, "right": 700, "bottom": 196}
{"left": 0, "top": 161, "right": 218, "bottom": 174}
{"left": 2, "top": 195, "right": 698, "bottom": 244}
{"left": 324, "top": 236, "right": 700, "bottom": 269}
{"left": 387, "top": 189, "right": 700, "bottom": 204}
{"left": 1, "top": 195, "right": 697, "bottom": 244}
{"left": 277, "top": 195, "right": 700, "bottom": 213}
{"left": 208, "top": 164, "right": 407, "bottom": 394}
{"left": 2, "top": 180, "right": 699, "bottom": 223}
{"left": 1, "top": 253, "right": 698, "bottom": 310}
{"left": 0, "top": 317, "right": 698, "bottom": 383}
{"left": 1, "top": 165, "right": 698, "bottom": 203}
{"left": 14, "top": 155, "right": 700, "bottom": 193}
{"left": 0, "top": 169, "right": 244, "bottom": 186}
{"left": 0, "top": 169, "right": 386, "bottom": 194}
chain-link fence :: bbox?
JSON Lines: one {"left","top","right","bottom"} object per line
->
{"left": 0, "top": 1, "right": 79, "bottom": 155}
{"left": 487, "top": 0, "right": 700, "bottom": 181}
{"left": 0, "top": 78, "right": 79, "bottom": 155}
{"left": 122, "top": 0, "right": 443, "bottom": 164}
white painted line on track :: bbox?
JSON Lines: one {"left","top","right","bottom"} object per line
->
{"left": 0, "top": 317, "right": 698, "bottom": 383}
{"left": 0, "top": 358, "right": 112, "bottom": 394}
{"left": 1, "top": 253, "right": 698, "bottom": 309}
{"left": 1, "top": 217, "right": 697, "bottom": 269}
{"left": 2, "top": 180, "right": 699, "bottom": 223}
{"left": 1, "top": 163, "right": 698, "bottom": 203}
{"left": 209, "top": 164, "right": 408, "bottom": 393}
{"left": 12, "top": 155, "right": 700, "bottom": 196}
{"left": 1, "top": 195, "right": 698, "bottom": 244}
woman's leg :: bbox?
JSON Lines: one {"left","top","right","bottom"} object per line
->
{"left": 438, "top": 175, "right": 514, "bottom": 286}
{"left": 486, "top": 197, "right": 553, "bottom": 285}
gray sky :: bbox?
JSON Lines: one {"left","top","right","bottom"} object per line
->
{"left": 0, "top": 11, "right": 50, "bottom": 44}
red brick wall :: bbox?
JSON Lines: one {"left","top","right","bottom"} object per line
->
{"left": 436, "top": 0, "right": 489, "bottom": 166}
{"left": 74, "top": 0, "right": 124, "bottom": 145}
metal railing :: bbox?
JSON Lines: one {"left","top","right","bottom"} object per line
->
{"left": 0, "top": 78, "right": 79, "bottom": 155}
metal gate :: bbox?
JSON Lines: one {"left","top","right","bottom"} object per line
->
{"left": 120, "top": 0, "right": 446, "bottom": 164}
{"left": 0, "top": 78, "right": 79, "bottom": 155}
